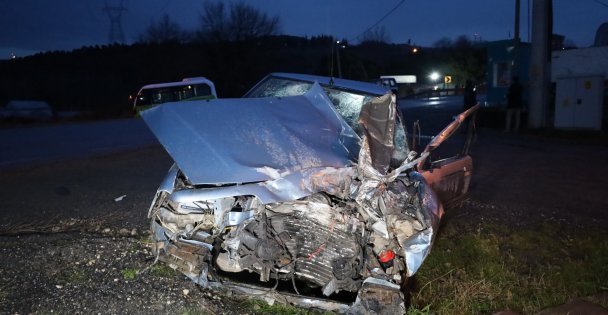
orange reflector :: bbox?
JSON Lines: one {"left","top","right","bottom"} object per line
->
{"left": 378, "top": 249, "right": 395, "bottom": 263}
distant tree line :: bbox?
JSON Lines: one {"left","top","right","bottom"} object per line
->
{"left": 0, "top": 1, "right": 486, "bottom": 117}
{"left": 138, "top": 1, "right": 281, "bottom": 45}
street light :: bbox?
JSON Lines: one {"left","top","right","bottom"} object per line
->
{"left": 428, "top": 72, "right": 441, "bottom": 96}
{"left": 429, "top": 72, "right": 440, "bottom": 82}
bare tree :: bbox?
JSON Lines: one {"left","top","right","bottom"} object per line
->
{"left": 199, "top": 1, "right": 281, "bottom": 42}
{"left": 433, "top": 37, "right": 453, "bottom": 49}
{"left": 434, "top": 35, "right": 485, "bottom": 85}
{"left": 229, "top": 2, "right": 280, "bottom": 40}
{"left": 453, "top": 35, "right": 473, "bottom": 49}
{"left": 360, "top": 26, "right": 390, "bottom": 44}
{"left": 198, "top": 2, "right": 229, "bottom": 42}
{"left": 138, "top": 14, "right": 184, "bottom": 44}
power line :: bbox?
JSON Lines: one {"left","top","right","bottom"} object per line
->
{"left": 595, "top": 0, "right": 608, "bottom": 8}
{"left": 352, "top": 0, "right": 407, "bottom": 42}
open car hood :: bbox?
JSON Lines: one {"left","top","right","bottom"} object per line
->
{"left": 141, "top": 83, "right": 359, "bottom": 185}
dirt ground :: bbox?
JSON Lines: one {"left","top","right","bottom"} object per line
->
{"left": 1, "top": 129, "right": 607, "bottom": 314}
{"left": 462, "top": 130, "right": 608, "bottom": 230}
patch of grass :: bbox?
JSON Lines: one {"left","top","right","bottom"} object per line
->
{"left": 121, "top": 268, "right": 138, "bottom": 280}
{"left": 179, "top": 307, "right": 209, "bottom": 315}
{"left": 410, "top": 223, "right": 608, "bottom": 314}
{"left": 243, "top": 299, "right": 330, "bottom": 315}
{"left": 0, "top": 240, "right": 24, "bottom": 248}
{"left": 0, "top": 284, "right": 9, "bottom": 305}
{"left": 58, "top": 268, "right": 88, "bottom": 284}
{"left": 127, "top": 242, "right": 142, "bottom": 253}
{"left": 150, "top": 264, "right": 177, "bottom": 278}
{"left": 138, "top": 233, "right": 153, "bottom": 244}
{"left": 54, "top": 238, "right": 75, "bottom": 247}
{"left": 406, "top": 304, "right": 431, "bottom": 315}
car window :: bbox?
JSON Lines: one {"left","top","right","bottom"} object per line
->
{"left": 136, "top": 83, "right": 213, "bottom": 106}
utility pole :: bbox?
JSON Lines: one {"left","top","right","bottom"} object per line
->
{"left": 514, "top": 0, "right": 521, "bottom": 41}
{"left": 513, "top": 0, "right": 521, "bottom": 79}
{"left": 528, "top": 0, "right": 552, "bottom": 128}
{"left": 336, "top": 40, "right": 343, "bottom": 78}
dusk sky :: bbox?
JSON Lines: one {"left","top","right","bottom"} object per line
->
{"left": 1, "top": 0, "right": 606, "bottom": 59}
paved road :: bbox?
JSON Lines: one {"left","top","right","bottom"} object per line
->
{"left": 0, "top": 118, "right": 158, "bottom": 168}
{"left": 0, "top": 97, "right": 469, "bottom": 225}
{"left": 0, "top": 95, "right": 478, "bottom": 169}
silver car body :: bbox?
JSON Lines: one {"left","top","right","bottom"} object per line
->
{"left": 141, "top": 73, "right": 447, "bottom": 313}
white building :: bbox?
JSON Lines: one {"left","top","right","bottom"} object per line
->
{"left": 551, "top": 46, "right": 608, "bottom": 130}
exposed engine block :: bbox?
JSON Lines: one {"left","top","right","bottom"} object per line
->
{"left": 217, "top": 194, "right": 366, "bottom": 294}
{"left": 280, "top": 211, "right": 363, "bottom": 289}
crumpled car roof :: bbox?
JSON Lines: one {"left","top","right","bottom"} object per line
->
{"left": 141, "top": 82, "right": 359, "bottom": 185}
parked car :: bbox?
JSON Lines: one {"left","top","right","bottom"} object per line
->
{"left": 375, "top": 77, "right": 399, "bottom": 95}
{"left": 140, "top": 73, "right": 478, "bottom": 313}
{"left": 0, "top": 100, "right": 53, "bottom": 121}
{"left": 133, "top": 77, "right": 217, "bottom": 114}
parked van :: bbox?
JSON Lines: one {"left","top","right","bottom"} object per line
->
{"left": 133, "top": 77, "right": 217, "bottom": 113}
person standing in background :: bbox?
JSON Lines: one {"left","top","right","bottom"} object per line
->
{"left": 505, "top": 76, "right": 523, "bottom": 132}
{"left": 463, "top": 79, "right": 477, "bottom": 134}
{"left": 463, "top": 79, "right": 477, "bottom": 111}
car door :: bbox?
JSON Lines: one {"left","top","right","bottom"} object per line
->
{"left": 416, "top": 105, "right": 478, "bottom": 207}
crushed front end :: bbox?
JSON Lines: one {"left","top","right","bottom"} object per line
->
{"left": 142, "top": 85, "right": 443, "bottom": 313}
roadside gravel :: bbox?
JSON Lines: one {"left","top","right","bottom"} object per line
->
{"left": 0, "top": 231, "right": 242, "bottom": 315}
{"left": 1, "top": 129, "right": 607, "bottom": 314}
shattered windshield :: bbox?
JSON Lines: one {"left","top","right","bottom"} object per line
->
{"left": 245, "top": 77, "right": 377, "bottom": 132}
{"left": 245, "top": 76, "right": 409, "bottom": 163}
{"left": 324, "top": 89, "right": 373, "bottom": 134}
{"left": 245, "top": 78, "right": 312, "bottom": 98}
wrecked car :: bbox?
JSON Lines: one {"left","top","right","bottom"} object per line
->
{"left": 141, "top": 73, "right": 478, "bottom": 313}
